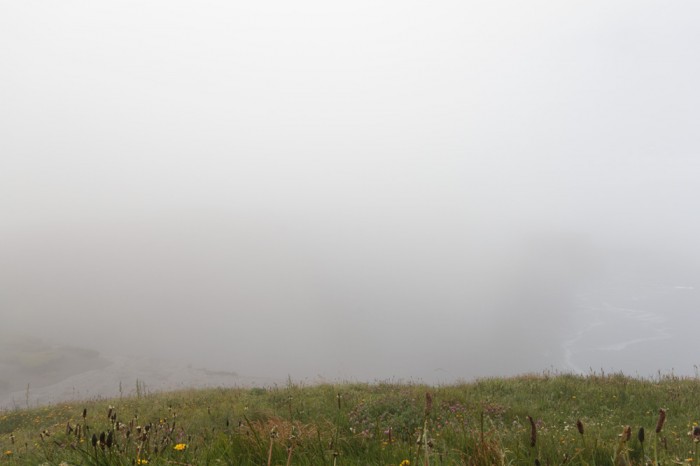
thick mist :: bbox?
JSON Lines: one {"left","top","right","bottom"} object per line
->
{"left": 2, "top": 1, "right": 700, "bottom": 393}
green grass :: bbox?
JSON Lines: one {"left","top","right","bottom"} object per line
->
{"left": 2, "top": 373, "right": 700, "bottom": 465}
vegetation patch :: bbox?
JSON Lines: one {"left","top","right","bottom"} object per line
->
{"left": 1, "top": 373, "right": 700, "bottom": 465}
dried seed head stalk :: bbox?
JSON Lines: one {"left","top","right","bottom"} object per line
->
{"left": 622, "top": 425, "right": 632, "bottom": 442}
{"left": 527, "top": 416, "right": 537, "bottom": 447}
{"left": 656, "top": 409, "right": 666, "bottom": 434}
{"left": 425, "top": 392, "right": 433, "bottom": 416}
{"left": 692, "top": 426, "right": 700, "bottom": 442}
{"left": 576, "top": 419, "right": 584, "bottom": 435}
{"left": 638, "top": 427, "right": 645, "bottom": 443}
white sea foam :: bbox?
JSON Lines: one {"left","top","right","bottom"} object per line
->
{"left": 561, "top": 286, "right": 679, "bottom": 375}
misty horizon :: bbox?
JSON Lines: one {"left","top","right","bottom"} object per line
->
{"left": 2, "top": 1, "right": 700, "bottom": 396}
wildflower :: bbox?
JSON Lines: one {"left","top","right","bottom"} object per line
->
{"left": 4, "top": 450, "right": 12, "bottom": 456}
{"left": 384, "top": 427, "right": 393, "bottom": 444}
{"left": 137, "top": 459, "right": 149, "bottom": 465}
{"left": 173, "top": 443, "right": 187, "bottom": 451}
{"left": 400, "top": 460, "right": 411, "bottom": 466}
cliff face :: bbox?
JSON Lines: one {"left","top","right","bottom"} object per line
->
{"left": 0, "top": 334, "right": 278, "bottom": 410}
{"left": 0, "top": 335, "right": 109, "bottom": 404}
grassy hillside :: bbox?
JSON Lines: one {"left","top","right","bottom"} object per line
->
{"left": 1, "top": 373, "right": 700, "bottom": 465}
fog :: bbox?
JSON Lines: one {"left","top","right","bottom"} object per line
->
{"left": 2, "top": 1, "right": 700, "bottom": 393}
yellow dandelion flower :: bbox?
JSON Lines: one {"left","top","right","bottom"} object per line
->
{"left": 4, "top": 450, "right": 12, "bottom": 456}
{"left": 400, "top": 460, "right": 411, "bottom": 466}
{"left": 137, "top": 459, "right": 149, "bottom": 464}
{"left": 173, "top": 443, "right": 187, "bottom": 451}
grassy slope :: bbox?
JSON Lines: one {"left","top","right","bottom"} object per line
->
{"left": 1, "top": 373, "right": 700, "bottom": 465}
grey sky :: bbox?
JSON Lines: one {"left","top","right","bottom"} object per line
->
{"left": 2, "top": 1, "right": 700, "bottom": 382}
